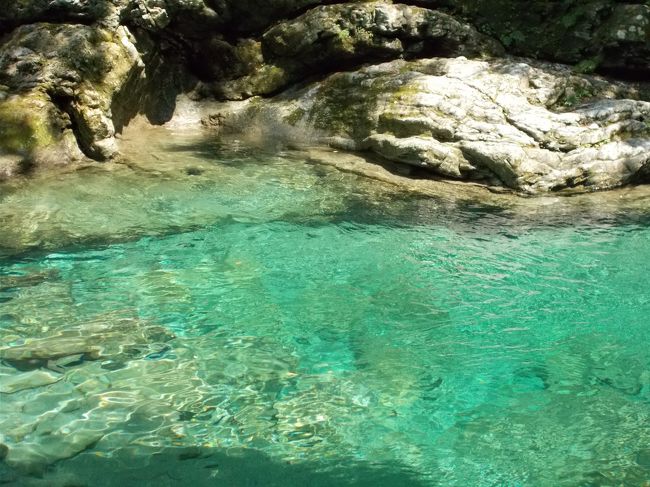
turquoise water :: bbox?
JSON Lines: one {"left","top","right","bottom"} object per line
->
{"left": 1, "top": 130, "right": 649, "bottom": 486}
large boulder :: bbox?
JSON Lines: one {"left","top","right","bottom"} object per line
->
{"left": 0, "top": 22, "right": 154, "bottom": 176}
{"left": 200, "top": 2, "right": 503, "bottom": 99}
{"left": 204, "top": 57, "right": 650, "bottom": 193}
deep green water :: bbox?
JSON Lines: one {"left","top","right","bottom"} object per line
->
{"left": 1, "top": 131, "right": 649, "bottom": 486}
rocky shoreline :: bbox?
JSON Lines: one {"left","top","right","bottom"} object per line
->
{"left": 0, "top": 1, "right": 649, "bottom": 193}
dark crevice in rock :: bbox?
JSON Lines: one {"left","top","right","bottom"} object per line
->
{"left": 216, "top": 0, "right": 342, "bottom": 38}
{"left": 184, "top": 36, "right": 250, "bottom": 83}
{"left": 13, "top": 156, "right": 37, "bottom": 177}
{"left": 597, "top": 66, "right": 650, "bottom": 83}
{"left": 111, "top": 45, "right": 190, "bottom": 133}
{"left": 47, "top": 92, "right": 94, "bottom": 159}
{"left": 632, "top": 169, "right": 650, "bottom": 185}
{"left": 402, "top": 38, "right": 474, "bottom": 60}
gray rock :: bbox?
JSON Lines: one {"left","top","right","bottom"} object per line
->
{"left": 205, "top": 57, "right": 650, "bottom": 193}
{"left": 0, "top": 317, "right": 175, "bottom": 372}
{"left": 0, "top": 370, "right": 62, "bottom": 394}
{"left": 0, "top": 22, "right": 150, "bottom": 164}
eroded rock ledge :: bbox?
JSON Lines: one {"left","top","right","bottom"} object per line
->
{"left": 0, "top": 0, "right": 649, "bottom": 193}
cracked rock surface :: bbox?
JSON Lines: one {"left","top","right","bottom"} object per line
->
{"left": 207, "top": 57, "right": 650, "bottom": 193}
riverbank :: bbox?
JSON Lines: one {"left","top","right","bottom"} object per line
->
{"left": 1, "top": 1, "right": 649, "bottom": 193}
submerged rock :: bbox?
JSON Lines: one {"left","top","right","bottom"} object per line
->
{"left": 0, "top": 314, "right": 180, "bottom": 472}
{"left": 0, "top": 269, "right": 60, "bottom": 292}
{"left": 4, "top": 425, "right": 105, "bottom": 476}
{"left": 0, "top": 317, "right": 176, "bottom": 372}
{"left": 207, "top": 57, "right": 650, "bottom": 193}
{"left": 0, "top": 369, "right": 61, "bottom": 394}
{"left": 0, "top": 337, "right": 102, "bottom": 372}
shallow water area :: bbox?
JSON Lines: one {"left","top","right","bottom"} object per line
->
{"left": 1, "top": 125, "right": 650, "bottom": 486}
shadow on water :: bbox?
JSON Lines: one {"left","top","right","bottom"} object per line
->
{"left": 2, "top": 189, "right": 650, "bottom": 265}
{"left": 159, "top": 137, "right": 294, "bottom": 166}
{"left": 1, "top": 445, "right": 431, "bottom": 487}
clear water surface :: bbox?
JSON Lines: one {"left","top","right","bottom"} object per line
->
{"left": 0, "top": 127, "right": 649, "bottom": 486}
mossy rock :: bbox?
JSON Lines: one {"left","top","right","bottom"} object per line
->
{"left": 0, "top": 93, "right": 60, "bottom": 155}
{"left": 450, "top": 0, "right": 649, "bottom": 75}
{"left": 309, "top": 72, "right": 385, "bottom": 139}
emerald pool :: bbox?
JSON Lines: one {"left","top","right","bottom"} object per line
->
{"left": 0, "top": 127, "right": 649, "bottom": 486}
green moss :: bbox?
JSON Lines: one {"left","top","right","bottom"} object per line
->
{"left": 234, "top": 39, "right": 263, "bottom": 70}
{"left": 309, "top": 73, "right": 384, "bottom": 138}
{"left": 0, "top": 94, "right": 58, "bottom": 155}
{"left": 557, "top": 84, "right": 596, "bottom": 108}
{"left": 391, "top": 82, "right": 425, "bottom": 100}
{"left": 337, "top": 29, "right": 351, "bottom": 43}
{"left": 499, "top": 29, "right": 526, "bottom": 48}
{"left": 573, "top": 56, "right": 602, "bottom": 74}
{"left": 283, "top": 107, "right": 307, "bottom": 126}
{"left": 334, "top": 28, "right": 357, "bottom": 54}
{"left": 308, "top": 66, "right": 436, "bottom": 139}
{"left": 251, "top": 65, "right": 289, "bottom": 94}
